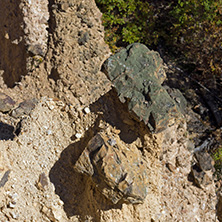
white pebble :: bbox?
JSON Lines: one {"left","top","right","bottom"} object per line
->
{"left": 10, "top": 211, "right": 19, "bottom": 219}
{"left": 8, "top": 201, "right": 16, "bottom": 208}
{"left": 46, "top": 130, "right": 52, "bottom": 135}
{"left": 84, "top": 107, "right": 90, "bottom": 114}
{"left": 12, "top": 193, "right": 18, "bottom": 200}
{"left": 43, "top": 125, "right": 48, "bottom": 130}
{"left": 75, "top": 133, "right": 82, "bottom": 139}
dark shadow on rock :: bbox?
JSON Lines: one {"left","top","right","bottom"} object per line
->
{"left": 89, "top": 88, "right": 143, "bottom": 144}
{"left": 48, "top": 0, "right": 57, "bottom": 36}
{"left": 0, "top": 0, "right": 28, "bottom": 88}
{"left": 0, "top": 122, "right": 15, "bottom": 140}
{"left": 49, "top": 118, "right": 122, "bottom": 221}
{"left": 216, "top": 193, "right": 222, "bottom": 222}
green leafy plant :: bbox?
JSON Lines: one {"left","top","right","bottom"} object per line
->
{"left": 169, "top": 0, "right": 222, "bottom": 76}
{"left": 95, "top": 0, "right": 157, "bottom": 52}
{"left": 96, "top": 0, "right": 222, "bottom": 77}
{"left": 212, "top": 145, "right": 222, "bottom": 179}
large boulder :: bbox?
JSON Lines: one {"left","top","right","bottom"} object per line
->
{"left": 102, "top": 43, "right": 183, "bottom": 133}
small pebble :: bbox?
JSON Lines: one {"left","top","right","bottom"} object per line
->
{"left": 166, "top": 162, "right": 176, "bottom": 173}
{"left": 8, "top": 201, "right": 16, "bottom": 208}
{"left": 48, "top": 104, "right": 55, "bottom": 110}
{"left": 57, "top": 200, "right": 64, "bottom": 206}
{"left": 37, "top": 172, "right": 48, "bottom": 190}
{"left": 10, "top": 211, "right": 19, "bottom": 219}
{"left": 43, "top": 125, "right": 48, "bottom": 130}
{"left": 46, "top": 130, "right": 52, "bottom": 135}
{"left": 75, "top": 133, "right": 82, "bottom": 139}
{"left": 108, "top": 138, "right": 116, "bottom": 146}
{"left": 84, "top": 107, "right": 90, "bottom": 114}
{"left": 12, "top": 193, "right": 18, "bottom": 200}
{"left": 0, "top": 170, "right": 11, "bottom": 188}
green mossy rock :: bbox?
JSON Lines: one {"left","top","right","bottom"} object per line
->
{"left": 102, "top": 43, "right": 183, "bottom": 132}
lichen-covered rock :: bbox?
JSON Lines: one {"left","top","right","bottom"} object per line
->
{"left": 102, "top": 43, "right": 183, "bottom": 132}
{"left": 74, "top": 127, "right": 149, "bottom": 204}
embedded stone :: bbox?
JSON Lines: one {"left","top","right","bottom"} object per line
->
{"left": 74, "top": 128, "right": 149, "bottom": 204}
{"left": 0, "top": 92, "right": 15, "bottom": 112}
{"left": 11, "top": 98, "right": 38, "bottom": 118}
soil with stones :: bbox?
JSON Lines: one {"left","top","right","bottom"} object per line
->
{"left": 0, "top": 0, "right": 220, "bottom": 222}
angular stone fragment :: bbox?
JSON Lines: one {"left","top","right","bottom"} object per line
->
{"left": 11, "top": 98, "right": 38, "bottom": 118}
{"left": 194, "top": 151, "right": 214, "bottom": 172}
{"left": 190, "top": 164, "right": 212, "bottom": 188}
{"left": 190, "top": 151, "right": 215, "bottom": 188}
{"left": 102, "top": 43, "right": 183, "bottom": 132}
{"left": 0, "top": 92, "right": 16, "bottom": 112}
{"left": 74, "top": 128, "right": 149, "bottom": 204}
{"left": 0, "top": 170, "right": 10, "bottom": 187}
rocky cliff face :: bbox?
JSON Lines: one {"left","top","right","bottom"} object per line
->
{"left": 0, "top": 0, "right": 219, "bottom": 221}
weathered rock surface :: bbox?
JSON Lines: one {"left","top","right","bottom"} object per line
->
{"left": 74, "top": 127, "right": 149, "bottom": 204}
{"left": 102, "top": 43, "right": 183, "bottom": 133}
{"left": 159, "top": 119, "right": 218, "bottom": 222}
{"left": 0, "top": 92, "right": 15, "bottom": 112}
{"left": 20, "top": 0, "right": 49, "bottom": 57}
{"left": 0, "top": 1, "right": 27, "bottom": 87}
{"left": 195, "top": 151, "right": 214, "bottom": 172}
{"left": 191, "top": 164, "right": 213, "bottom": 188}
{"left": 11, "top": 98, "right": 38, "bottom": 118}
{"left": 190, "top": 151, "right": 215, "bottom": 188}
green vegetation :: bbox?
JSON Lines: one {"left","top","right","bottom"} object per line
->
{"left": 95, "top": 0, "right": 222, "bottom": 76}
{"left": 170, "top": 0, "right": 222, "bottom": 76}
{"left": 212, "top": 145, "right": 222, "bottom": 179}
{"left": 95, "top": 0, "right": 157, "bottom": 51}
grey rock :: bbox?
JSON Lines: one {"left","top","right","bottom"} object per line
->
{"left": 0, "top": 170, "right": 10, "bottom": 188}
{"left": 191, "top": 164, "right": 212, "bottom": 188}
{"left": 164, "top": 86, "right": 187, "bottom": 114}
{"left": 194, "top": 151, "right": 214, "bottom": 171}
{"left": 0, "top": 92, "right": 16, "bottom": 112}
{"left": 78, "top": 31, "right": 89, "bottom": 45}
{"left": 102, "top": 43, "right": 183, "bottom": 133}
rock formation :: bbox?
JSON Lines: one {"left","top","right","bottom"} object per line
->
{"left": 0, "top": 0, "right": 220, "bottom": 221}
{"left": 74, "top": 127, "right": 150, "bottom": 204}
{"left": 102, "top": 43, "right": 183, "bottom": 133}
